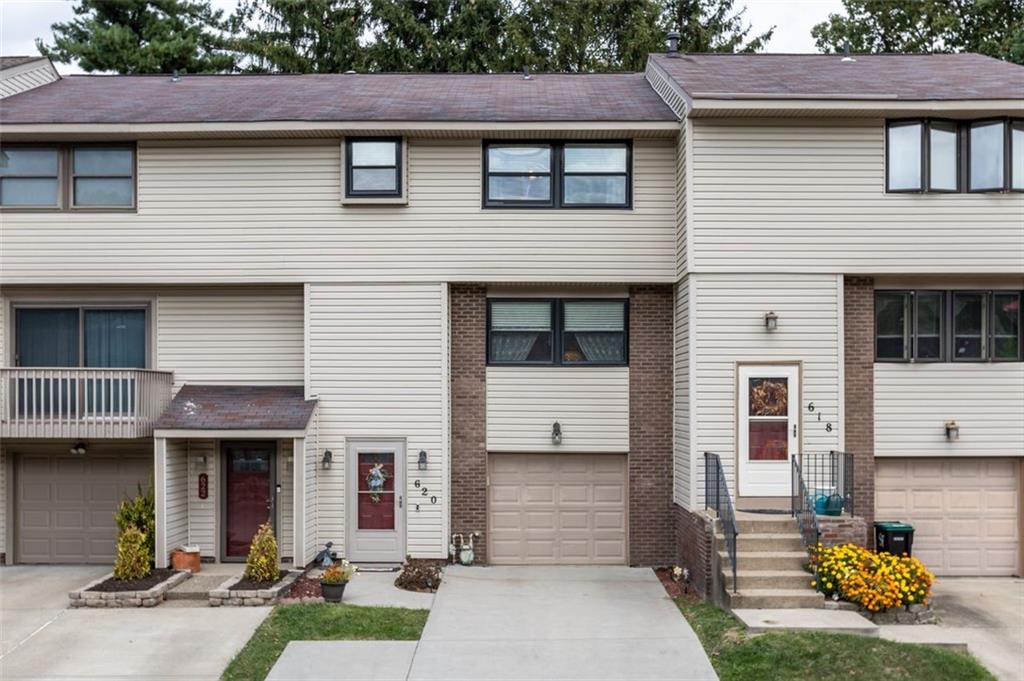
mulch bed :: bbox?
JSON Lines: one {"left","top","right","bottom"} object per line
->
{"left": 89, "top": 569, "right": 177, "bottom": 592}
{"left": 654, "top": 567, "right": 687, "bottom": 598}
{"left": 230, "top": 570, "right": 289, "bottom": 591}
{"left": 287, "top": 575, "right": 322, "bottom": 599}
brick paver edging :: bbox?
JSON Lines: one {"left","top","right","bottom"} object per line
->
{"left": 209, "top": 571, "right": 301, "bottom": 606}
{"left": 69, "top": 570, "right": 191, "bottom": 608}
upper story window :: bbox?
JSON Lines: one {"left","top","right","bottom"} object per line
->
{"left": 875, "top": 289, "right": 1021, "bottom": 362}
{"left": 886, "top": 119, "right": 1022, "bottom": 193}
{"left": 15, "top": 306, "right": 147, "bottom": 368}
{"left": 0, "top": 144, "right": 136, "bottom": 209}
{"left": 487, "top": 298, "right": 628, "bottom": 366}
{"left": 483, "top": 141, "right": 631, "bottom": 209}
{"left": 345, "top": 138, "right": 402, "bottom": 198}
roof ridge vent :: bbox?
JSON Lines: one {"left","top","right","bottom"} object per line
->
{"left": 170, "top": 69, "right": 181, "bottom": 82}
{"left": 522, "top": 65, "right": 532, "bottom": 80}
{"left": 841, "top": 42, "right": 856, "bottom": 63}
{"left": 666, "top": 30, "right": 681, "bottom": 57}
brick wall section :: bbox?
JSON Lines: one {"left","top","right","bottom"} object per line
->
{"left": 817, "top": 514, "right": 868, "bottom": 548}
{"left": 675, "top": 505, "right": 714, "bottom": 597}
{"left": 844, "top": 276, "right": 876, "bottom": 545}
{"left": 628, "top": 285, "right": 675, "bottom": 565}
{"left": 449, "top": 284, "right": 488, "bottom": 562}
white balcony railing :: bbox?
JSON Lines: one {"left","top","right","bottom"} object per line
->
{"left": 0, "top": 368, "right": 174, "bottom": 439}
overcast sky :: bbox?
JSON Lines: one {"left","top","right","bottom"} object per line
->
{"left": 0, "top": 0, "right": 845, "bottom": 74}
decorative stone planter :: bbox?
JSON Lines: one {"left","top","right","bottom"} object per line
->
{"left": 69, "top": 571, "right": 191, "bottom": 608}
{"left": 866, "top": 602, "right": 938, "bottom": 625}
{"left": 209, "top": 571, "right": 301, "bottom": 607}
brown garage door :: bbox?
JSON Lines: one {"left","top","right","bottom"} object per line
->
{"left": 489, "top": 453, "right": 627, "bottom": 565}
{"left": 17, "top": 448, "right": 152, "bottom": 564}
{"left": 876, "top": 458, "right": 1020, "bottom": 576}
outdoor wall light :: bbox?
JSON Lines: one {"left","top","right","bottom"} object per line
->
{"left": 945, "top": 421, "right": 960, "bottom": 441}
{"left": 551, "top": 421, "right": 562, "bottom": 445}
{"left": 321, "top": 450, "right": 333, "bottom": 470}
{"left": 418, "top": 449, "right": 428, "bottom": 471}
{"left": 764, "top": 311, "right": 779, "bottom": 331}
{"left": 69, "top": 441, "right": 87, "bottom": 456}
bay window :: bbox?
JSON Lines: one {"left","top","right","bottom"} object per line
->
{"left": 886, "top": 122, "right": 923, "bottom": 191}
{"left": 968, "top": 121, "right": 1005, "bottom": 192}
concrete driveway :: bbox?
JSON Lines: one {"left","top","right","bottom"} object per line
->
{"left": 0, "top": 565, "right": 269, "bottom": 681}
{"left": 931, "top": 577, "right": 1024, "bottom": 681}
{"left": 410, "top": 566, "right": 716, "bottom": 681}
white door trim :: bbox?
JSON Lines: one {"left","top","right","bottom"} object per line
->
{"left": 737, "top": 364, "right": 800, "bottom": 497}
{"left": 345, "top": 439, "right": 406, "bottom": 563}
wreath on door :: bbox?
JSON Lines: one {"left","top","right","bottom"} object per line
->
{"left": 366, "top": 463, "right": 389, "bottom": 503}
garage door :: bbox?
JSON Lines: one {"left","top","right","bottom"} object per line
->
{"left": 876, "top": 458, "right": 1020, "bottom": 576}
{"left": 489, "top": 453, "right": 627, "bottom": 565}
{"left": 17, "top": 449, "right": 152, "bottom": 564}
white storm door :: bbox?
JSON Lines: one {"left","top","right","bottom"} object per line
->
{"left": 738, "top": 365, "right": 799, "bottom": 497}
{"left": 346, "top": 440, "right": 406, "bottom": 562}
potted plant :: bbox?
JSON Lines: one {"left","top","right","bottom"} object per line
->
{"left": 320, "top": 559, "right": 357, "bottom": 603}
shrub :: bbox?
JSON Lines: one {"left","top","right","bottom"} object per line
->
{"left": 321, "top": 559, "right": 357, "bottom": 584}
{"left": 114, "top": 526, "right": 152, "bottom": 581}
{"left": 115, "top": 484, "right": 155, "bottom": 562}
{"left": 810, "top": 543, "right": 934, "bottom": 612}
{"left": 244, "top": 521, "right": 279, "bottom": 584}
{"left": 394, "top": 555, "right": 442, "bottom": 592}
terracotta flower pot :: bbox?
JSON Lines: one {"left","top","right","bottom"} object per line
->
{"left": 321, "top": 581, "right": 347, "bottom": 603}
{"left": 171, "top": 549, "right": 201, "bottom": 573}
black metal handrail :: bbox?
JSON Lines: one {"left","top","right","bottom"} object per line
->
{"left": 791, "top": 454, "right": 821, "bottom": 551}
{"left": 704, "top": 452, "right": 739, "bottom": 594}
{"left": 799, "top": 450, "right": 855, "bottom": 517}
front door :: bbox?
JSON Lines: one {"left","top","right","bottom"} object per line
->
{"left": 738, "top": 365, "right": 799, "bottom": 497}
{"left": 346, "top": 440, "right": 405, "bottom": 562}
{"left": 223, "top": 441, "right": 276, "bottom": 560}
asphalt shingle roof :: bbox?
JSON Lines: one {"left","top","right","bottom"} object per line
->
{"left": 155, "top": 385, "right": 316, "bottom": 431}
{"left": 650, "top": 52, "right": 1024, "bottom": 101}
{"left": 0, "top": 72, "right": 677, "bottom": 124}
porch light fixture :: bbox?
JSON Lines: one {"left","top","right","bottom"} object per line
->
{"left": 70, "top": 441, "right": 87, "bottom": 456}
{"left": 418, "top": 450, "right": 428, "bottom": 471}
{"left": 945, "top": 420, "right": 960, "bottom": 441}
{"left": 321, "top": 450, "right": 333, "bottom": 470}
{"left": 764, "top": 311, "right": 779, "bottom": 331}
{"left": 551, "top": 421, "right": 562, "bottom": 445}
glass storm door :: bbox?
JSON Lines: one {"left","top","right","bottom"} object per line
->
{"left": 346, "top": 441, "right": 405, "bottom": 562}
{"left": 223, "top": 442, "right": 275, "bottom": 559}
{"left": 738, "top": 365, "right": 799, "bottom": 497}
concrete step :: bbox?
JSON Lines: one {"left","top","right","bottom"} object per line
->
{"left": 734, "top": 516, "right": 799, "bottom": 534}
{"left": 726, "top": 588, "right": 826, "bottom": 610}
{"left": 734, "top": 608, "right": 878, "bottom": 635}
{"left": 165, "top": 589, "right": 207, "bottom": 601}
{"left": 724, "top": 569, "right": 814, "bottom": 591}
{"left": 718, "top": 533, "right": 805, "bottom": 552}
{"left": 720, "top": 550, "right": 808, "bottom": 571}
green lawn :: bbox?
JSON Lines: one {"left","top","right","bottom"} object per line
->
{"left": 221, "top": 603, "right": 429, "bottom": 681}
{"left": 676, "top": 598, "right": 995, "bottom": 681}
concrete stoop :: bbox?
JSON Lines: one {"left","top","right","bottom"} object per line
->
{"left": 733, "top": 608, "right": 879, "bottom": 636}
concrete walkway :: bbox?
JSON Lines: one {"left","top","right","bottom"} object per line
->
{"left": 269, "top": 565, "right": 717, "bottom": 681}
{"left": 0, "top": 566, "right": 269, "bottom": 680}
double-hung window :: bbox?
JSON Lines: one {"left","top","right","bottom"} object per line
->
{"left": 0, "top": 144, "right": 135, "bottom": 209}
{"left": 875, "top": 290, "right": 1022, "bottom": 362}
{"left": 483, "top": 141, "right": 631, "bottom": 208}
{"left": 345, "top": 138, "right": 402, "bottom": 198}
{"left": 487, "top": 298, "right": 627, "bottom": 365}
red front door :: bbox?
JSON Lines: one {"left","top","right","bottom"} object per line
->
{"left": 223, "top": 441, "right": 275, "bottom": 559}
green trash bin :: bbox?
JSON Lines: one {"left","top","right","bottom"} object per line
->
{"left": 875, "top": 521, "right": 914, "bottom": 556}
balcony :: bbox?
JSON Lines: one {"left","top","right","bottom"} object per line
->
{"left": 0, "top": 368, "right": 174, "bottom": 439}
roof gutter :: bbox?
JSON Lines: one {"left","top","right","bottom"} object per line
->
{"left": 688, "top": 97, "right": 1024, "bottom": 118}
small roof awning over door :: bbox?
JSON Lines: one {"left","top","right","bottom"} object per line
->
{"left": 154, "top": 385, "right": 316, "bottom": 439}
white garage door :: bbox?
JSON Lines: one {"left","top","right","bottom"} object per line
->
{"left": 876, "top": 458, "right": 1020, "bottom": 576}
{"left": 488, "top": 453, "right": 627, "bottom": 565}
{"left": 17, "top": 449, "right": 152, "bottom": 564}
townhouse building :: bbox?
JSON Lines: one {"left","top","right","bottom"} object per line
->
{"left": 0, "top": 50, "right": 1020, "bottom": 591}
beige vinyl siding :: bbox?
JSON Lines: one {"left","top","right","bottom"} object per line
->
{"left": 186, "top": 439, "right": 217, "bottom": 557}
{"left": 1, "top": 139, "right": 676, "bottom": 285}
{"left": 673, "top": 277, "right": 692, "bottom": 508}
{"left": 308, "top": 283, "right": 447, "bottom": 558}
{"left": 875, "top": 364, "right": 1024, "bottom": 458}
{"left": 0, "top": 60, "right": 59, "bottom": 99}
{"left": 693, "top": 274, "right": 842, "bottom": 504}
{"left": 156, "top": 287, "right": 304, "bottom": 390}
{"left": 304, "top": 425, "right": 318, "bottom": 563}
{"left": 278, "top": 439, "right": 294, "bottom": 559}
{"left": 165, "top": 439, "right": 189, "bottom": 552}
{"left": 0, "top": 448, "right": 6, "bottom": 559}
{"left": 486, "top": 367, "right": 629, "bottom": 453}
{"left": 690, "top": 119, "right": 1024, "bottom": 273}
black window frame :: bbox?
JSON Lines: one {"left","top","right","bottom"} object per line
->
{"left": 1008, "top": 119, "right": 1024, "bottom": 193}
{"left": 966, "top": 118, "right": 1009, "bottom": 194}
{"left": 482, "top": 140, "right": 632, "bottom": 209}
{"left": 926, "top": 119, "right": 960, "bottom": 193}
{"left": 345, "top": 137, "right": 403, "bottom": 199}
{"left": 486, "top": 297, "right": 629, "bottom": 366}
{"left": 875, "top": 289, "right": 1023, "bottom": 363}
{"left": 885, "top": 120, "right": 926, "bottom": 193}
